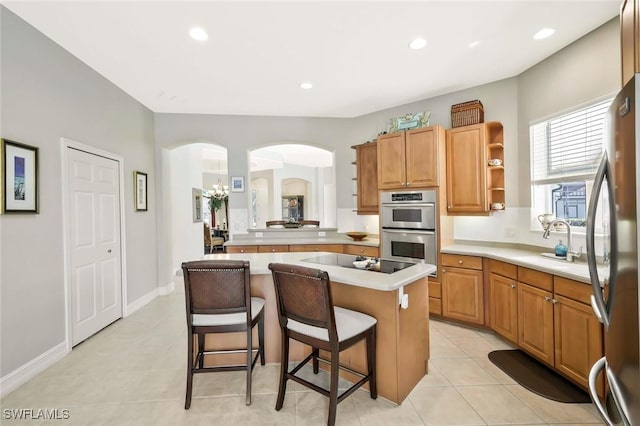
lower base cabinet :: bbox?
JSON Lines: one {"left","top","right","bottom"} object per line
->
{"left": 517, "top": 282, "right": 555, "bottom": 367}
{"left": 441, "top": 254, "right": 484, "bottom": 325}
{"left": 489, "top": 272, "right": 518, "bottom": 344}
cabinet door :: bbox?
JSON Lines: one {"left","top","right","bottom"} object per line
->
{"left": 356, "top": 142, "right": 379, "bottom": 214}
{"left": 620, "top": 0, "right": 639, "bottom": 86}
{"left": 226, "top": 245, "right": 258, "bottom": 253}
{"left": 343, "top": 244, "right": 379, "bottom": 257}
{"left": 489, "top": 273, "right": 518, "bottom": 344}
{"left": 257, "top": 245, "right": 289, "bottom": 253}
{"left": 405, "top": 127, "right": 439, "bottom": 187}
{"left": 441, "top": 266, "right": 484, "bottom": 325}
{"left": 554, "top": 295, "right": 604, "bottom": 391}
{"left": 445, "top": 124, "right": 487, "bottom": 213}
{"left": 377, "top": 132, "right": 407, "bottom": 189}
{"left": 517, "top": 283, "right": 554, "bottom": 366}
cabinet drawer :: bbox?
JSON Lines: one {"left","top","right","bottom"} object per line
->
{"left": 442, "top": 254, "right": 483, "bottom": 270}
{"left": 343, "top": 244, "right": 379, "bottom": 257}
{"left": 554, "top": 276, "right": 592, "bottom": 305}
{"left": 289, "top": 244, "right": 344, "bottom": 253}
{"left": 518, "top": 267, "right": 552, "bottom": 292}
{"left": 488, "top": 259, "right": 517, "bottom": 279}
{"left": 226, "top": 245, "right": 258, "bottom": 254}
{"left": 429, "top": 297, "right": 442, "bottom": 315}
{"left": 429, "top": 282, "right": 441, "bottom": 298}
{"left": 257, "top": 245, "right": 289, "bottom": 253}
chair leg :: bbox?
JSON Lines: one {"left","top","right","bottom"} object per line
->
{"left": 312, "top": 347, "right": 319, "bottom": 374}
{"left": 197, "top": 333, "right": 205, "bottom": 369}
{"left": 246, "top": 325, "right": 253, "bottom": 406}
{"left": 367, "top": 327, "right": 377, "bottom": 399}
{"left": 275, "top": 333, "right": 289, "bottom": 411}
{"left": 327, "top": 349, "right": 339, "bottom": 426}
{"left": 258, "top": 315, "right": 265, "bottom": 366}
{"left": 185, "top": 332, "right": 194, "bottom": 409}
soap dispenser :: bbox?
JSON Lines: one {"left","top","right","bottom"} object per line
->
{"left": 555, "top": 239, "right": 568, "bottom": 257}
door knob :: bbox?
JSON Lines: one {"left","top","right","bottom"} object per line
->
{"left": 510, "top": 284, "right": 516, "bottom": 288}
{"left": 107, "top": 249, "right": 112, "bottom": 253}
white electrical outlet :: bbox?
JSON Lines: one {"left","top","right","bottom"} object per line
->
{"left": 318, "top": 231, "right": 326, "bottom": 237}
{"left": 255, "top": 232, "right": 263, "bottom": 238}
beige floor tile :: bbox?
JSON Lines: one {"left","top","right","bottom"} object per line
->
{"left": 456, "top": 385, "right": 545, "bottom": 425}
{"left": 477, "top": 333, "right": 517, "bottom": 350}
{"left": 448, "top": 337, "right": 498, "bottom": 358}
{"left": 506, "top": 385, "right": 603, "bottom": 424}
{"left": 408, "top": 386, "right": 486, "bottom": 425}
{"left": 411, "top": 365, "right": 451, "bottom": 389}
{"left": 429, "top": 358, "right": 499, "bottom": 386}
{"left": 429, "top": 335, "right": 469, "bottom": 359}
{"left": 295, "top": 391, "right": 361, "bottom": 426}
{"left": 352, "top": 389, "right": 424, "bottom": 426}
{"left": 470, "top": 357, "right": 517, "bottom": 385}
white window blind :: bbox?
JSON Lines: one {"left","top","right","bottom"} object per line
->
{"left": 531, "top": 98, "right": 611, "bottom": 185}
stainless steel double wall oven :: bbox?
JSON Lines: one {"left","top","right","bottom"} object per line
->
{"left": 380, "top": 190, "right": 437, "bottom": 267}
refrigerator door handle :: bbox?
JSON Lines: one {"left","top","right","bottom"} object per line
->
{"left": 588, "top": 357, "right": 615, "bottom": 426}
{"left": 586, "top": 154, "right": 615, "bottom": 327}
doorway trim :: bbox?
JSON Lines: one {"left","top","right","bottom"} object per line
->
{"left": 61, "top": 137, "right": 129, "bottom": 352}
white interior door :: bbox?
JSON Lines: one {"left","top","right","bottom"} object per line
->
{"left": 67, "top": 147, "right": 122, "bottom": 346}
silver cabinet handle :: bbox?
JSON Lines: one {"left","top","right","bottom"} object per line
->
{"left": 551, "top": 298, "right": 558, "bottom": 304}
{"left": 458, "top": 260, "right": 463, "bottom": 264}
{"left": 510, "top": 284, "right": 516, "bottom": 289}
{"left": 588, "top": 357, "right": 614, "bottom": 426}
{"left": 544, "top": 296, "right": 551, "bottom": 302}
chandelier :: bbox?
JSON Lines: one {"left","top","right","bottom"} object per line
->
{"left": 210, "top": 180, "right": 229, "bottom": 200}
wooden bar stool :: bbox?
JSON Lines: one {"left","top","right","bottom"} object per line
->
{"left": 181, "top": 260, "right": 265, "bottom": 408}
{"left": 268, "top": 263, "right": 377, "bottom": 426}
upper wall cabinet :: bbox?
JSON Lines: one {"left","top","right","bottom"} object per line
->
{"left": 621, "top": 0, "right": 640, "bottom": 86}
{"left": 352, "top": 141, "right": 378, "bottom": 214}
{"left": 445, "top": 121, "right": 504, "bottom": 215}
{"left": 377, "top": 125, "right": 445, "bottom": 190}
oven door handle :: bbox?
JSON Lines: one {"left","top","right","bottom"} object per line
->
{"left": 381, "top": 203, "right": 434, "bottom": 208}
{"left": 382, "top": 229, "right": 435, "bottom": 235}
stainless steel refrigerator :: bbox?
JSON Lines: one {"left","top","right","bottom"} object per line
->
{"left": 587, "top": 73, "right": 640, "bottom": 425}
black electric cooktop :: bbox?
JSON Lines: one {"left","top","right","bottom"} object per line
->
{"left": 301, "top": 253, "right": 416, "bottom": 274}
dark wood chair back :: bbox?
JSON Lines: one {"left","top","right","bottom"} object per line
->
{"left": 266, "top": 220, "right": 287, "bottom": 227}
{"left": 299, "top": 220, "right": 320, "bottom": 227}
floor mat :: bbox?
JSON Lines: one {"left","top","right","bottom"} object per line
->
{"left": 488, "top": 349, "right": 591, "bottom": 403}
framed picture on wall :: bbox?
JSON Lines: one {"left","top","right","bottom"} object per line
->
{"left": 192, "top": 188, "right": 203, "bottom": 222}
{"left": 134, "top": 171, "right": 148, "bottom": 211}
{"left": 231, "top": 176, "right": 245, "bottom": 192}
{"left": 2, "top": 139, "right": 39, "bottom": 213}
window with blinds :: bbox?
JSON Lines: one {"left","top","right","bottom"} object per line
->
{"left": 530, "top": 97, "right": 612, "bottom": 227}
{"left": 531, "top": 98, "right": 611, "bottom": 185}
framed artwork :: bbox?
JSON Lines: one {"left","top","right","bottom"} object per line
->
{"left": 2, "top": 139, "right": 39, "bottom": 213}
{"left": 134, "top": 171, "right": 148, "bottom": 211}
{"left": 231, "top": 176, "right": 245, "bottom": 192}
{"left": 192, "top": 188, "right": 203, "bottom": 222}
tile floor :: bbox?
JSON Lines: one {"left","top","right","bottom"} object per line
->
{"left": 1, "top": 279, "right": 604, "bottom": 425}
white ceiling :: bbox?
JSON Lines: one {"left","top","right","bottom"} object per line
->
{"left": 4, "top": 1, "right": 620, "bottom": 118}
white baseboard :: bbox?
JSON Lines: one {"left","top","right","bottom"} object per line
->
{"left": 125, "top": 287, "right": 158, "bottom": 317}
{"left": 0, "top": 341, "right": 68, "bottom": 398}
{"left": 159, "top": 281, "right": 175, "bottom": 296}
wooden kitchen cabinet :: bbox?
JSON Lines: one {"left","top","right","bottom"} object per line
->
{"left": 343, "top": 244, "right": 379, "bottom": 257}
{"left": 445, "top": 122, "right": 504, "bottom": 214}
{"left": 621, "top": 0, "right": 640, "bottom": 86}
{"left": 257, "top": 245, "right": 289, "bottom": 253}
{"left": 377, "top": 125, "right": 444, "bottom": 190}
{"left": 517, "top": 282, "right": 555, "bottom": 367}
{"left": 553, "top": 277, "right": 604, "bottom": 393}
{"left": 226, "top": 245, "right": 258, "bottom": 253}
{"left": 353, "top": 142, "right": 378, "bottom": 214}
{"left": 288, "top": 244, "right": 343, "bottom": 253}
{"left": 441, "top": 254, "right": 484, "bottom": 325}
{"left": 489, "top": 270, "right": 518, "bottom": 344}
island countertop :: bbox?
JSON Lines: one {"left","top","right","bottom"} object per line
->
{"left": 203, "top": 251, "right": 435, "bottom": 291}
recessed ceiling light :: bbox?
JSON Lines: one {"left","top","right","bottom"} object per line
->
{"left": 468, "top": 41, "right": 481, "bottom": 48}
{"left": 533, "top": 28, "right": 555, "bottom": 40}
{"left": 409, "top": 38, "right": 427, "bottom": 50}
{"left": 300, "top": 82, "right": 313, "bottom": 90}
{"left": 189, "top": 27, "right": 208, "bottom": 41}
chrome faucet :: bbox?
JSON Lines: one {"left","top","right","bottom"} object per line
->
{"left": 542, "top": 219, "right": 583, "bottom": 262}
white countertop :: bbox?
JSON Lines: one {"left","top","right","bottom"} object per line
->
{"left": 441, "top": 244, "right": 607, "bottom": 285}
{"left": 203, "top": 251, "right": 435, "bottom": 291}
{"left": 224, "top": 237, "right": 380, "bottom": 247}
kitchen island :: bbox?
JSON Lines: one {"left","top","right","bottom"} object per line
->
{"left": 199, "top": 251, "right": 435, "bottom": 404}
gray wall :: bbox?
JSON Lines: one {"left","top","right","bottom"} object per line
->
{"left": 0, "top": 8, "right": 157, "bottom": 376}
{"left": 517, "top": 17, "right": 620, "bottom": 206}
